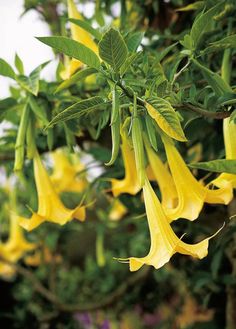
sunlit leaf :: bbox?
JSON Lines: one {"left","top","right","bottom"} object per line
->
{"left": 37, "top": 36, "right": 101, "bottom": 70}
{"left": 145, "top": 97, "right": 187, "bottom": 142}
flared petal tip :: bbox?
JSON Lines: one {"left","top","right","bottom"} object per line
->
{"left": 129, "top": 258, "right": 144, "bottom": 272}
{"left": 73, "top": 205, "right": 86, "bottom": 222}
{"left": 18, "top": 214, "right": 45, "bottom": 232}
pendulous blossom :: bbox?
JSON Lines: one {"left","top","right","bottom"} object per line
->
{"left": 145, "top": 141, "right": 178, "bottom": 210}
{"left": 121, "top": 178, "right": 220, "bottom": 272}
{"left": 0, "top": 213, "right": 36, "bottom": 278}
{"left": 209, "top": 118, "right": 236, "bottom": 189}
{"left": 18, "top": 151, "right": 85, "bottom": 231}
{"left": 111, "top": 134, "right": 141, "bottom": 197}
{"left": 109, "top": 198, "right": 128, "bottom": 221}
{"left": 50, "top": 149, "right": 87, "bottom": 194}
{"left": 162, "top": 135, "right": 233, "bottom": 221}
{"left": 61, "top": 0, "right": 99, "bottom": 79}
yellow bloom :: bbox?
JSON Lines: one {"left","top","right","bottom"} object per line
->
{"left": 162, "top": 136, "right": 232, "bottom": 221}
{"left": 61, "top": 0, "right": 99, "bottom": 80}
{"left": 109, "top": 199, "right": 128, "bottom": 221}
{"left": 145, "top": 142, "right": 178, "bottom": 209}
{"left": 18, "top": 151, "right": 85, "bottom": 231}
{"left": 50, "top": 149, "right": 87, "bottom": 194}
{"left": 111, "top": 135, "right": 141, "bottom": 197}
{"left": 0, "top": 213, "right": 36, "bottom": 278}
{"left": 210, "top": 118, "right": 236, "bottom": 189}
{"left": 122, "top": 178, "right": 215, "bottom": 272}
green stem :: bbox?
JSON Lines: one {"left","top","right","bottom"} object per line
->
{"left": 26, "top": 114, "right": 37, "bottom": 159}
{"left": 14, "top": 102, "right": 30, "bottom": 171}
{"left": 96, "top": 229, "right": 106, "bottom": 267}
{"left": 132, "top": 93, "right": 145, "bottom": 187}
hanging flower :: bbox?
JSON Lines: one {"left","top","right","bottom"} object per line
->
{"left": 145, "top": 142, "right": 178, "bottom": 210}
{"left": 50, "top": 149, "right": 87, "bottom": 194}
{"left": 162, "top": 135, "right": 233, "bottom": 221}
{"left": 209, "top": 118, "right": 236, "bottom": 189}
{"left": 119, "top": 178, "right": 220, "bottom": 272}
{"left": 18, "top": 151, "right": 85, "bottom": 231}
{"left": 0, "top": 213, "right": 36, "bottom": 278}
{"left": 109, "top": 198, "right": 128, "bottom": 221}
{"left": 111, "top": 134, "right": 141, "bottom": 197}
{"left": 60, "top": 0, "right": 99, "bottom": 80}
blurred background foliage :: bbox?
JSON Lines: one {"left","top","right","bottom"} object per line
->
{"left": 0, "top": 0, "right": 236, "bottom": 328}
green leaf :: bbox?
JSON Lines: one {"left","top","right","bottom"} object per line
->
{"left": 0, "top": 97, "right": 17, "bottom": 120}
{"left": 190, "top": 2, "right": 224, "bottom": 50}
{"left": 0, "top": 58, "right": 15, "bottom": 79}
{"left": 145, "top": 115, "right": 158, "bottom": 151}
{"left": 69, "top": 18, "right": 102, "bottom": 41}
{"left": 48, "top": 96, "right": 106, "bottom": 127}
{"left": 37, "top": 36, "right": 101, "bottom": 70}
{"left": 202, "top": 34, "right": 236, "bottom": 54}
{"left": 154, "top": 42, "right": 178, "bottom": 63}
{"left": 125, "top": 32, "right": 144, "bottom": 52}
{"left": 55, "top": 67, "right": 97, "bottom": 93}
{"left": 14, "top": 53, "right": 24, "bottom": 74}
{"left": 189, "top": 159, "right": 236, "bottom": 174}
{"left": 16, "top": 62, "right": 49, "bottom": 96}
{"left": 120, "top": 52, "right": 141, "bottom": 76}
{"left": 191, "top": 58, "right": 233, "bottom": 96}
{"left": 28, "top": 95, "right": 49, "bottom": 125}
{"left": 145, "top": 97, "right": 187, "bottom": 142}
{"left": 98, "top": 28, "right": 128, "bottom": 72}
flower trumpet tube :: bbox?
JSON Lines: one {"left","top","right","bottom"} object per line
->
{"left": 145, "top": 141, "right": 178, "bottom": 209}
{"left": 50, "top": 149, "right": 87, "bottom": 194}
{"left": 110, "top": 134, "right": 141, "bottom": 197}
{"left": 162, "top": 136, "right": 206, "bottom": 221}
{"left": 18, "top": 151, "right": 85, "bottom": 231}
{"left": 0, "top": 213, "right": 36, "bottom": 278}
{"left": 209, "top": 118, "right": 236, "bottom": 189}
{"left": 119, "top": 178, "right": 217, "bottom": 272}
{"left": 61, "top": 0, "right": 99, "bottom": 79}
{"left": 162, "top": 135, "right": 233, "bottom": 221}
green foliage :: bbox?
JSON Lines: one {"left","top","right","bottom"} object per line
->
{"left": 98, "top": 28, "right": 128, "bottom": 72}
{"left": 37, "top": 36, "right": 101, "bottom": 69}
{"left": 0, "top": 58, "right": 16, "bottom": 79}
{"left": 48, "top": 96, "right": 107, "bottom": 126}
{"left": 189, "top": 159, "right": 236, "bottom": 174}
{"left": 1, "top": 0, "right": 236, "bottom": 328}
{"left": 55, "top": 67, "right": 97, "bottom": 93}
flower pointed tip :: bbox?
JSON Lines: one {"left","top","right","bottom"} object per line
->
{"left": 73, "top": 206, "right": 86, "bottom": 222}
{"left": 129, "top": 258, "right": 144, "bottom": 272}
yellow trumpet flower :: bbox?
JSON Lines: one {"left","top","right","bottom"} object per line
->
{"left": 18, "top": 151, "right": 85, "bottom": 231}
{"left": 109, "top": 199, "right": 128, "bottom": 221}
{"left": 121, "top": 178, "right": 216, "bottom": 272}
{"left": 145, "top": 142, "right": 178, "bottom": 209}
{"left": 162, "top": 136, "right": 232, "bottom": 221}
{"left": 210, "top": 118, "right": 236, "bottom": 189}
{"left": 61, "top": 0, "right": 99, "bottom": 80}
{"left": 0, "top": 213, "right": 36, "bottom": 278}
{"left": 50, "top": 149, "right": 87, "bottom": 194}
{"left": 111, "top": 135, "right": 141, "bottom": 197}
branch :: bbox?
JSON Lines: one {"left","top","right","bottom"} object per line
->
{"left": 0, "top": 257, "right": 150, "bottom": 313}
{"left": 175, "top": 103, "right": 231, "bottom": 119}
